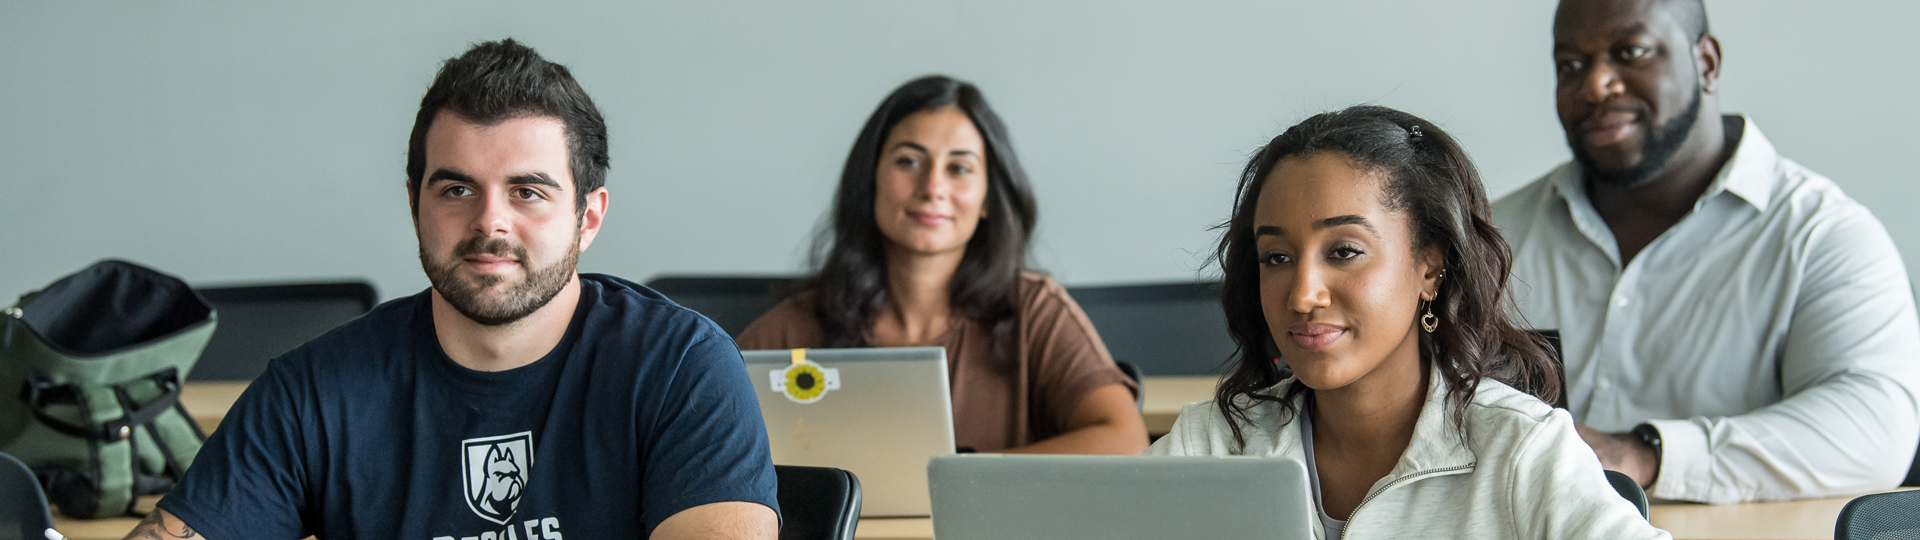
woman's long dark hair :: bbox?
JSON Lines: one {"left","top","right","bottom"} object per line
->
{"left": 804, "top": 75, "right": 1038, "bottom": 347}
{"left": 1211, "top": 105, "right": 1559, "bottom": 448}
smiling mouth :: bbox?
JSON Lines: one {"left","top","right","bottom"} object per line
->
{"left": 463, "top": 256, "right": 520, "bottom": 273}
{"left": 908, "top": 211, "right": 949, "bottom": 227}
{"left": 1578, "top": 110, "right": 1642, "bottom": 148}
{"left": 1288, "top": 324, "right": 1346, "bottom": 352}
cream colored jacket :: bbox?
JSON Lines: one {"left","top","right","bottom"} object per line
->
{"left": 1147, "top": 367, "right": 1670, "bottom": 540}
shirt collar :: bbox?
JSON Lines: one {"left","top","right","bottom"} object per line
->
{"left": 1550, "top": 114, "right": 1779, "bottom": 213}
{"left": 1712, "top": 115, "right": 1778, "bottom": 211}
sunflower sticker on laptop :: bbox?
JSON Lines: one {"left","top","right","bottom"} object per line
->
{"left": 770, "top": 348, "right": 840, "bottom": 404}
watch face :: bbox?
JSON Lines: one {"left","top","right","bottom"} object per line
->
{"left": 1632, "top": 424, "right": 1662, "bottom": 460}
{"left": 1633, "top": 424, "right": 1659, "bottom": 443}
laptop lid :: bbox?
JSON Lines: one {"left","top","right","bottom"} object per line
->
{"left": 742, "top": 347, "right": 955, "bottom": 517}
{"left": 929, "top": 454, "right": 1314, "bottom": 540}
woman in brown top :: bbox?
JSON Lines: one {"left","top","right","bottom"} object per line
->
{"left": 738, "top": 76, "right": 1146, "bottom": 454}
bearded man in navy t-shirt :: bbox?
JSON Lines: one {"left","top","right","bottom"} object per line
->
{"left": 129, "top": 39, "right": 781, "bottom": 540}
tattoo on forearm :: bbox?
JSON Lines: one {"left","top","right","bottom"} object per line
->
{"left": 126, "top": 511, "right": 200, "bottom": 540}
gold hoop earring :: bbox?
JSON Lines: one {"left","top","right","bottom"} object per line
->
{"left": 1421, "top": 299, "right": 1439, "bottom": 333}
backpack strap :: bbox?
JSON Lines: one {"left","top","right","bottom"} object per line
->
{"left": 23, "top": 369, "right": 183, "bottom": 443}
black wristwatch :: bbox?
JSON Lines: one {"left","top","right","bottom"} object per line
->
{"left": 1631, "top": 423, "right": 1663, "bottom": 484}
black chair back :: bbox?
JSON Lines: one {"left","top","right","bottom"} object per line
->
{"left": 1836, "top": 489, "right": 1920, "bottom": 540}
{"left": 0, "top": 451, "right": 53, "bottom": 540}
{"left": 1602, "top": 470, "right": 1649, "bottom": 520}
{"left": 1067, "top": 282, "right": 1234, "bottom": 376}
{"left": 775, "top": 465, "right": 861, "bottom": 540}
{"left": 1114, "top": 361, "right": 1144, "bottom": 411}
{"left": 1523, "top": 330, "right": 1567, "bottom": 409}
{"left": 191, "top": 282, "right": 378, "bottom": 381}
{"left": 645, "top": 276, "right": 803, "bottom": 339}
{"left": 1904, "top": 445, "right": 1920, "bottom": 487}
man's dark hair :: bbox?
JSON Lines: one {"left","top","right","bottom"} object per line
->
{"left": 1558, "top": 0, "right": 1709, "bottom": 40}
{"left": 405, "top": 38, "right": 609, "bottom": 215}
{"left": 1675, "top": 0, "right": 1710, "bottom": 40}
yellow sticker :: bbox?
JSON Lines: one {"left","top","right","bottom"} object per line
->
{"left": 769, "top": 358, "right": 840, "bottom": 404}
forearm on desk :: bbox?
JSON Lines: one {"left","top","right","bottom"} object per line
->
{"left": 1647, "top": 370, "right": 1918, "bottom": 503}
{"left": 1003, "top": 421, "right": 1149, "bottom": 454}
{"left": 1002, "top": 384, "right": 1149, "bottom": 455}
{"left": 1648, "top": 212, "right": 1920, "bottom": 503}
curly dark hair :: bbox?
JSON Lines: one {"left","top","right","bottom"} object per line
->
{"left": 1211, "top": 105, "right": 1559, "bottom": 448}
{"left": 803, "top": 75, "right": 1038, "bottom": 348}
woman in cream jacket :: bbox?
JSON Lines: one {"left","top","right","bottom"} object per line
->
{"left": 1148, "top": 106, "right": 1667, "bottom": 540}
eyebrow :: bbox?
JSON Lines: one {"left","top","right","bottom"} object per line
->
{"left": 1254, "top": 215, "right": 1377, "bottom": 237}
{"left": 1612, "top": 22, "right": 1650, "bottom": 38}
{"left": 1554, "top": 21, "right": 1652, "bottom": 51}
{"left": 426, "top": 168, "right": 476, "bottom": 186}
{"left": 889, "top": 141, "right": 981, "bottom": 158}
{"left": 508, "top": 173, "right": 562, "bottom": 189}
{"left": 424, "top": 169, "right": 562, "bottom": 190}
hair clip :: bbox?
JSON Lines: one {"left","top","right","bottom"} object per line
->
{"left": 1407, "top": 125, "right": 1425, "bottom": 140}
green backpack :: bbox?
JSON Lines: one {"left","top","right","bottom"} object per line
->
{"left": 0, "top": 260, "right": 215, "bottom": 519}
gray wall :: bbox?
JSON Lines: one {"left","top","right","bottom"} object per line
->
{"left": 3, "top": 1, "right": 1914, "bottom": 303}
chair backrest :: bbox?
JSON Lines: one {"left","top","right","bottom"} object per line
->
{"left": 775, "top": 465, "right": 862, "bottom": 540}
{"left": 644, "top": 276, "right": 803, "bottom": 339}
{"left": 191, "top": 282, "right": 378, "bottom": 381}
{"left": 0, "top": 451, "right": 53, "bottom": 540}
{"left": 1904, "top": 445, "right": 1920, "bottom": 487}
{"left": 1836, "top": 489, "right": 1920, "bottom": 540}
{"left": 1603, "top": 470, "right": 1649, "bottom": 520}
{"left": 1525, "top": 330, "right": 1567, "bottom": 409}
{"left": 1114, "top": 361, "right": 1143, "bottom": 411}
{"left": 1066, "top": 282, "right": 1234, "bottom": 377}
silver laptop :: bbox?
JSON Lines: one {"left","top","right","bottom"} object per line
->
{"left": 742, "top": 347, "right": 955, "bottom": 517}
{"left": 928, "top": 455, "right": 1315, "bottom": 540}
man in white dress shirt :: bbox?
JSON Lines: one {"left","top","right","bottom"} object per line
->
{"left": 1494, "top": 0, "right": 1920, "bottom": 503}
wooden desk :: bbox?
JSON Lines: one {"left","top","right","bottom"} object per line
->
{"left": 50, "top": 380, "right": 1209, "bottom": 539}
{"left": 57, "top": 514, "right": 928, "bottom": 540}
{"left": 852, "top": 517, "right": 934, "bottom": 540}
{"left": 179, "top": 376, "right": 1210, "bottom": 439}
{"left": 50, "top": 497, "right": 153, "bottom": 540}
{"left": 176, "top": 377, "right": 1207, "bottom": 455}
{"left": 179, "top": 381, "right": 247, "bottom": 433}
{"left": 1140, "top": 376, "right": 1216, "bottom": 436}
{"left": 848, "top": 493, "right": 1879, "bottom": 540}
{"left": 1648, "top": 493, "right": 1891, "bottom": 540}
{"left": 57, "top": 380, "right": 1874, "bottom": 540}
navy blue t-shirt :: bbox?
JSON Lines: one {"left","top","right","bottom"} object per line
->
{"left": 159, "top": 274, "right": 780, "bottom": 539}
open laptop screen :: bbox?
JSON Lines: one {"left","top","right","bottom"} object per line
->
{"left": 742, "top": 347, "right": 955, "bottom": 517}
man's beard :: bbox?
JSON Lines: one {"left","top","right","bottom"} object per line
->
{"left": 420, "top": 234, "right": 578, "bottom": 326}
{"left": 1574, "top": 90, "right": 1703, "bottom": 189}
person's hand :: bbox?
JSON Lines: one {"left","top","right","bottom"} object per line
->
{"left": 1575, "top": 423, "right": 1658, "bottom": 488}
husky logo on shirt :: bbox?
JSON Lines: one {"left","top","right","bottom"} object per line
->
{"left": 463, "top": 432, "right": 534, "bottom": 524}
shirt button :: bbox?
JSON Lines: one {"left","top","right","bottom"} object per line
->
{"left": 1614, "top": 296, "right": 1630, "bottom": 307}
{"left": 1598, "top": 379, "right": 1613, "bottom": 391}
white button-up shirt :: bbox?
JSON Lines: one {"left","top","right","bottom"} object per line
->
{"left": 1493, "top": 116, "right": 1920, "bottom": 503}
